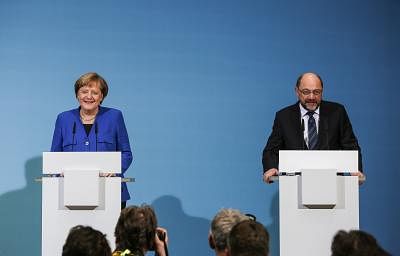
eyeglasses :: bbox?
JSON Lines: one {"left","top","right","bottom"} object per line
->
{"left": 299, "top": 89, "right": 322, "bottom": 96}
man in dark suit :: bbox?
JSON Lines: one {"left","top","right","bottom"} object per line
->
{"left": 262, "top": 72, "right": 364, "bottom": 184}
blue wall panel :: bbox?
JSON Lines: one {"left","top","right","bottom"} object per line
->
{"left": 0, "top": 1, "right": 398, "bottom": 255}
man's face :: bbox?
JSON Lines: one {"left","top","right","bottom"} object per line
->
{"left": 295, "top": 73, "right": 323, "bottom": 111}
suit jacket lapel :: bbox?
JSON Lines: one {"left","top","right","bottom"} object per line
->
{"left": 317, "top": 101, "right": 326, "bottom": 149}
{"left": 289, "top": 103, "right": 304, "bottom": 149}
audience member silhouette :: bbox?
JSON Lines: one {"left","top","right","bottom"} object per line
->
{"left": 113, "top": 205, "right": 168, "bottom": 256}
{"left": 227, "top": 219, "right": 269, "bottom": 256}
{"left": 331, "top": 230, "right": 391, "bottom": 256}
{"left": 62, "top": 225, "right": 112, "bottom": 256}
{"left": 208, "top": 208, "right": 250, "bottom": 256}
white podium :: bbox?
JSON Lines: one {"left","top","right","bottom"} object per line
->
{"left": 42, "top": 152, "right": 122, "bottom": 256}
{"left": 278, "top": 150, "right": 359, "bottom": 256}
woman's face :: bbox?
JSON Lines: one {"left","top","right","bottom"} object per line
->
{"left": 77, "top": 82, "right": 103, "bottom": 113}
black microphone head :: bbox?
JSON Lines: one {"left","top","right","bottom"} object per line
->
{"left": 301, "top": 118, "right": 306, "bottom": 150}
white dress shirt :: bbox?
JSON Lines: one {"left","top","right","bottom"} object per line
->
{"left": 299, "top": 103, "right": 320, "bottom": 148}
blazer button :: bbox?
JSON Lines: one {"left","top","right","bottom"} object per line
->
{"left": 85, "top": 141, "right": 89, "bottom": 146}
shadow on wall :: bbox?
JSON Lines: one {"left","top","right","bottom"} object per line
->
{"left": 151, "top": 195, "right": 212, "bottom": 256}
{"left": 0, "top": 156, "right": 42, "bottom": 256}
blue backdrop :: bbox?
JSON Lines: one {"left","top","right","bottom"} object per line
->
{"left": 0, "top": 0, "right": 399, "bottom": 255}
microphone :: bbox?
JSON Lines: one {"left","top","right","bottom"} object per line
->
{"left": 94, "top": 122, "right": 98, "bottom": 152}
{"left": 301, "top": 118, "right": 306, "bottom": 150}
{"left": 72, "top": 122, "right": 76, "bottom": 151}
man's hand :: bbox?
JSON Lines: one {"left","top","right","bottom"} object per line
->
{"left": 351, "top": 171, "right": 366, "bottom": 185}
{"left": 263, "top": 168, "right": 278, "bottom": 184}
{"left": 154, "top": 227, "right": 168, "bottom": 256}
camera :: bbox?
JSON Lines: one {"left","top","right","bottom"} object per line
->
{"left": 156, "top": 230, "right": 166, "bottom": 242}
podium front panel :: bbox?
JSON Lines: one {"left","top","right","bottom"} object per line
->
{"left": 42, "top": 177, "right": 120, "bottom": 256}
{"left": 42, "top": 152, "right": 122, "bottom": 256}
{"left": 279, "top": 175, "right": 359, "bottom": 256}
{"left": 278, "top": 150, "right": 359, "bottom": 256}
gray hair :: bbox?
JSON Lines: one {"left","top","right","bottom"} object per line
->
{"left": 210, "top": 208, "right": 249, "bottom": 251}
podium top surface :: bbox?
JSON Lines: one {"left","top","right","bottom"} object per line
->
{"left": 42, "top": 152, "right": 121, "bottom": 174}
{"left": 279, "top": 150, "right": 358, "bottom": 172}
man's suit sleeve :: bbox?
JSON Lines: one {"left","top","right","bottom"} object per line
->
{"left": 339, "top": 106, "right": 363, "bottom": 172}
{"left": 262, "top": 113, "right": 283, "bottom": 172}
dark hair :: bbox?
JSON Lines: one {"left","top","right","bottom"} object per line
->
{"left": 74, "top": 72, "right": 109, "bottom": 103}
{"left": 62, "top": 225, "right": 112, "bottom": 256}
{"left": 331, "top": 230, "right": 391, "bottom": 256}
{"left": 228, "top": 220, "right": 269, "bottom": 256}
{"left": 114, "top": 205, "right": 158, "bottom": 254}
{"left": 296, "top": 72, "right": 324, "bottom": 88}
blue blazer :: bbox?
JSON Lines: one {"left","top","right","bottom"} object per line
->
{"left": 51, "top": 106, "right": 133, "bottom": 201}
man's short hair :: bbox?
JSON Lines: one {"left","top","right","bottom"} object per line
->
{"left": 62, "top": 225, "right": 111, "bottom": 256}
{"left": 296, "top": 72, "right": 324, "bottom": 88}
{"left": 331, "top": 230, "right": 390, "bottom": 256}
{"left": 210, "top": 208, "right": 249, "bottom": 251}
{"left": 114, "top": 205, "right": 158, "bottom": 254}
{"left": 228, "top": 220, "right": 269, "bottom": 256}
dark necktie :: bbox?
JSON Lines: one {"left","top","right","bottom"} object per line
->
{"left": 307, "top": 111, "right": 318, "bottom": 150}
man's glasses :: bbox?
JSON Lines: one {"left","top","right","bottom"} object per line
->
{"left": 299, "top": 89, "right": 322, "bottom": 96}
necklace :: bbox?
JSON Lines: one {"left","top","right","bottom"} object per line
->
{"left": 80, "top": 114, "right": 96, "bottom": 122}
{"left": 80, "top": 110, "right": 97, "bottom": 122}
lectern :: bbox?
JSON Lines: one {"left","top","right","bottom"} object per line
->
{"left": 278, "top": 150, "right": 359, "bottom": 256}
{"left": 42, "top": 152, "right": 121, "bottom": 256}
